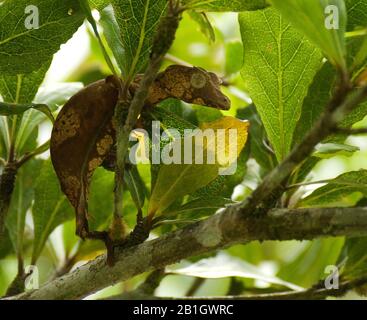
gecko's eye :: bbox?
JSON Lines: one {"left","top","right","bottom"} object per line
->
{"left": 209, "top": 72, "right": 222, "bottom": 85}
{"left": 190, "top": 72, "right": 207, "bottom": 89}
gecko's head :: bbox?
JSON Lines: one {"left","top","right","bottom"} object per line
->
{"left": 161, "top": 65, "right": 231, "bottom": 110}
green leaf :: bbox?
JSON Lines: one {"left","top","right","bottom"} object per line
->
{"left": 31, "top": 160, "right": 73, "bottom": 264}
{"left": 292, "top": 62, "right": 336, "bottom": 146}
{"left": 0, "top": 102, "right": 54, "bottom": 123}
{"left": 5, "top": 159, "right": 43, "bottom": 256}
{"left": 278, "top": 238, "right": 344, "bottom": 287}
{"left": 237, "top": 104, "right": 277, "bottom": 172}
{"left": 313, "top": 143, "right": 359, "bottom": 158}
{"left": 35, "top": 83, "right": 84, "bottom": 110}
{"left": 183, "top": 0, "right": 269, "bottom": 12}
{"left": 195, "top": 106, "right": 223, "bottom": 123}
{"left": 191, "top": 140, "right": 250, "bottom": 199}
{"left": 225, "top": 41, "right": 244, "bottom": 75}
{"left": 79, "top": 0, "right": 117, "bottom": 75}
{"left": 188, "top": 11, "right": 215, "bottom": 43}
{"left": 124, "top": 165, "right": 148, "bottom": 209}
{"left": 239, "top": 8, "right": 323, "bottom": 161}
{"left": 14, "top": 83, "right": 83, "bottom": 156}
{"left": 90, "top": 0, "right": 111, "bottom": 10}
{"left": 339, "top": 237, "right": 367, "bottom": 280}
{"left": 111, "top": 0, "right": 167, "bottom": 81}
{"left": 88, "top": 168, "right": 115, "bottom": 231}
{"left": 346, "top": 0, "right": 367, "bottom": 31}
{"left": 298, "top": 170, "right": 367, "bottom": 208}
{"left": 290, "top": 157, "right": 320, "bottom": 185}
{"left": 0, "top": 61, "right": 51, "bottom": 155}
{"left": 168, "top": 252, "right": 303, "bottom": 291}
{"left": 270, "top": 0, "right": 347, "bottom": 69}
{"left": 0, "top": 61, "right": 51, "bottom": 104}
{"left": 0, "top": 117, "right": 9, "bottom": 157}
{"left": 349, "top": 36, "right": 367, "bottom": 80}
{"left": 161, "top": 196, "right": 233, "bottom": 219}
{"left": 293, "top": 39, "right": 367, "bottom": 146}
{"left": 0, "top": 229, "right": 14, "bottom": 259}
{"left": 147, "top": 106, "right": 198, "bottom": 191}
{"left": 0, "top": 0, "right": 85, "bottom": 75}
{"left": 148, "top": 157, "right": 219, "bottom": 217}
{"left": 99, "top": 5, "right": 125, "bottom": 73}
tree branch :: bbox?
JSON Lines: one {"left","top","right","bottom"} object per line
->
{"left": 103, "top": 276, "right": 367, "bottom": 300}
{"left": 0, "top": 162, "right": 17, "bottom": 241}
{"left": 4, "top": 6, "right": 367, "bottom": 301}
{"left": 5, "top": 207, "right": 367, "bottom": 300}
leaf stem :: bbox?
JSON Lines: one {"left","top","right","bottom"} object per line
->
{"left": 334, "top": 127, "right": 367, "bottom": 135}
{"left": 16, "top": 140, "right": 50, "bottom": 168}
{"left": 286, "top": 179, "right": 334, "bottom": 190}
{"left": 80, "top": 0, "right": 118, "bottom": 77}
{"left": 345, "top": 28, "right": 367, "bottom": 38}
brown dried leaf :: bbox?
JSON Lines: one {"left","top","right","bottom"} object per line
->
{"left": 50, "top": 75, "right": 121, "bottom": 237}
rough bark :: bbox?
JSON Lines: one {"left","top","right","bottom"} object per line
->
{"left": 5, "top": 207, "right": 367, "bottom": 300}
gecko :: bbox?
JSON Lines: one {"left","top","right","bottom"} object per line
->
{"left": 50, "top": 65, "right": 231, "bottom": 264}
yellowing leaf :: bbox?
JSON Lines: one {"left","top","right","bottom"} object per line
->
{"left": 200, "top": 116, "right": 249, "bottom": 168}
{"left": 148, "top": 116, "right": 249, "bottom": 218}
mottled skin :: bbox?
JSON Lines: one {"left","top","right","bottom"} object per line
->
{"left": 132, "top": 65, "right": 231, "bottom": 110}
{"left": 51, "top": 76, "right": 121, "bottom": 240}
{"left": 51, "top": 65, "right": 231, "bottom": 260}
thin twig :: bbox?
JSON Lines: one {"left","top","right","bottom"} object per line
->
{"left": 112, "top": 0, "right": 182, "bottom": 231}
{"left": 104, "top": 275, "right": 367, "bottom": 300}
{"left": 16, "top": 140, "right": 50, "bottom": 168}
{"left": 185, "top": 277, "right": 205, "bottom": 297}
{"left": 334, "top": 127, "right": 367, "bottom": 135}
